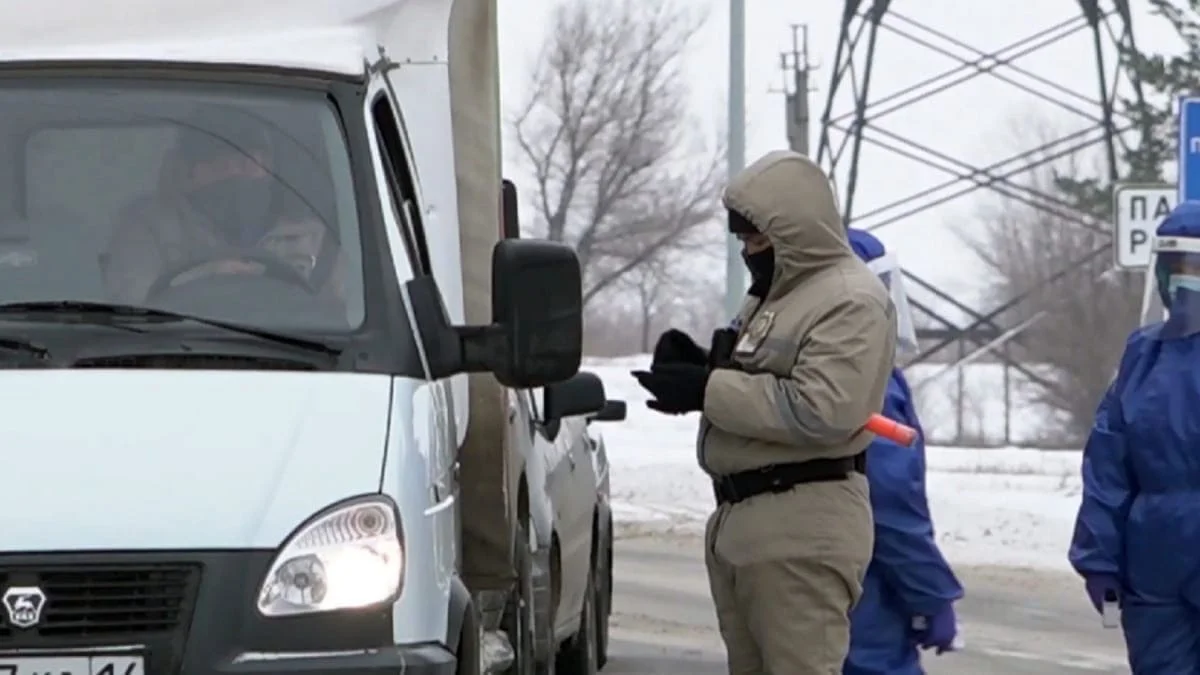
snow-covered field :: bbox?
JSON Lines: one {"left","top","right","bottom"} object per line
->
{"left": 587, "top": 356, "right": 1084, "bottom": 572}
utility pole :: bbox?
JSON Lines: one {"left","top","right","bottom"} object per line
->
{"left": 782, "top": 24, "right": 813, "bottom": 156}
{"left": 724, "top": 0, "right": 746, "bottom": 320}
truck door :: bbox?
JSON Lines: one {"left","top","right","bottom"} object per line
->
{"left": 382, "top": 69, "right": 469, "bottom": 446}
{"left": 368, "top": 83, "right": 458, "bottom": 589}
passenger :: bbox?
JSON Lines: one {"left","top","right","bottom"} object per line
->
{"left": 1069, "top": 201, "right": 1200, "bottom": 673}
{"left": 634, "top": 150, "right": 895, "bottom": 674}
{"left": 102, "top": 107, "right": 343, "bottom": 306}
{"left": 844, "top": 227, "right": 963, "bottom": 675}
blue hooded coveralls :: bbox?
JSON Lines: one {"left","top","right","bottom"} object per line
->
{"left": 1069, "top": 202, "right": 1200, "bottom": 673}
{"left": 844, "top": 229, "right": 964, "bottom": 674}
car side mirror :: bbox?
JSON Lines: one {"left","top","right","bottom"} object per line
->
{"left": 543, "top": 371, "right": 606, "bottom": 422}
{"left": 589, "top": 399, "right": 626, "bottom": 424}
{"left": 404, "top": 239, "right": 583, "bottom": 388}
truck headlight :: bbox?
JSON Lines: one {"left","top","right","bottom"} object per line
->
{"left": 257, "top": 496, "right": 404, "bottom": 617}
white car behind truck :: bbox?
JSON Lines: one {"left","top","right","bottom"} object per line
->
{"left": 0, "top": 1, "right": 604, "bottom": 674}
{"left": 510, "top": 374, "right": 623, "bottom": 674}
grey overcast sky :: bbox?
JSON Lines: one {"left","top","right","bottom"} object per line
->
{"left": 498, "top": 1, "right": 1181, "bottom": 310}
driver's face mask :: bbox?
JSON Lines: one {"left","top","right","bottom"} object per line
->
{"left": 188, "top": 177, "right": 274, "bottom": 247}
{"left": 185, "top": 151, "right": 275, "bottom": 246}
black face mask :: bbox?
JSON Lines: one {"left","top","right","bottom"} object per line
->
{"left": 188, "top": 177, "right": 273, "bottom": 246}
{"left": 743, "top": 248, "right": 775, "bottom": 297}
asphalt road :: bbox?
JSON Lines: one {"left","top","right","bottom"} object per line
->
{"left": 604, "top": 534, "right": 1129, "bottom": 674}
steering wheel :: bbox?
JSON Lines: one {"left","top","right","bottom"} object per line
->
{"left": 145, "top": 251, "right": 316, "bottom": 302}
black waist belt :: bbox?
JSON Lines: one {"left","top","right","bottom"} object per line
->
{"left": 713, "top": 453, "right": 866, "bottom": 506}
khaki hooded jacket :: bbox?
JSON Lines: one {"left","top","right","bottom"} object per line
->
{"left": 698, "top": 150, "right": 896, "bottom": 477}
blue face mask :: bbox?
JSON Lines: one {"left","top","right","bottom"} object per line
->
{"left": 1168, "top": 274, "right": 1200, "bottom": 301}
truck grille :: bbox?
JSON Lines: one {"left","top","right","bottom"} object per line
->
{"left": 0, "top": 563, "right": 201, "bottom": 639}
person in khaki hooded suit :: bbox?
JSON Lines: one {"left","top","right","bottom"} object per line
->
{"left": 634, "top": 150, "right": 896, "bottom": 674}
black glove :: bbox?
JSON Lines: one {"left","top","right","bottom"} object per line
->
{"left": 631, "top": 363, "right": 710, "bottom": 414}
{"left": 708, "top": 328, "right": 739, "bottom": 369}
{"left": 652, "top": 328, "right": 708, "bottom": 367}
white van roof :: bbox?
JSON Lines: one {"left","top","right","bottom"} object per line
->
{"left": 0, "top": 0, "right": 449, "bottom": 76}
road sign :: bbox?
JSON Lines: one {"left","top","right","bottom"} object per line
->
{"left": 1113, "top": 184, "right": 1175, "bottom": 268}
{"left": 1180, "top": 96, "right": 1200, "bottom": 201}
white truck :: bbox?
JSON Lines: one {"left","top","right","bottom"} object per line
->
{"left": 0, "top": 1, "right": 603, "bottom": 674}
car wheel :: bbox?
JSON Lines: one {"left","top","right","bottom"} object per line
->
{"left": 504, "top": 523, "right": 538, "bottom": 675}
{"left": 595, "top": 532, "right": 611, "bottom": 669}
{"left": 554, "top": 571, "right": 598, "bottom": 675}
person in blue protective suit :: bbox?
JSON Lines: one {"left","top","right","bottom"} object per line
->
{"left": 1069, "top": 201, "right": 1200, "bottom": 673}
{"left": 844, "top": 228, "right": 964, "bottom": 675}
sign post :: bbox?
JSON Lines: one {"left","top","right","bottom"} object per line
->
{"left": 1180, "top": 96, "right": 1200, "bottom": 201}
{"left": 1113, "top": 184, "right": 1176, "bottom": 269}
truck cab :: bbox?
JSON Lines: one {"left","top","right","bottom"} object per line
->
{"left": 0, "top": 1, "right": 579, "bottom": 674}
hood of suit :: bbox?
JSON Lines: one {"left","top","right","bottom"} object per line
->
{"left": 723, "top": 150, "right": 851, "bottom": 297}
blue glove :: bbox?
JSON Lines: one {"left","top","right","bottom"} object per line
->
{"left": 1085, "top": 575, "right": 1121, "bottom": 614}
{"left": 914, "top": 604, "right": 958, "bottom": 654}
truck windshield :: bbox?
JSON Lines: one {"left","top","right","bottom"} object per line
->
{"left": 0, "top": 80, "right": 365, "bottom": 332}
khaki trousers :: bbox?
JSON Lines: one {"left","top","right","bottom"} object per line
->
{"left": 705, "top": 475, "right": 873, "bottom": 674}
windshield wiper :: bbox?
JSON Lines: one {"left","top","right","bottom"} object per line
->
{"left": 0, "top": 336, "right": 50, "bottom": 360}
{"left": 0, "top": 301, "right": 341, "bottom": 356}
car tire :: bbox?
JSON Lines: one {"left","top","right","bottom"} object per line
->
{"left": 554, "top": 570, "right": 599, "bottom": 675}
{"left": 504, "top": 523, "right": 538, "bottom": 675}
{"left": 595, "top": 529, "right": 612, "bottom": 669}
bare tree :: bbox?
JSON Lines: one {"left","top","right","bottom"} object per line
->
{"left": 626, "top": 262, "right": 670, "bottom": 352}
{"left": 581, "top": 253, "right": 725, "bottom": 357}
{"left": 965, "top": 118, "right": 1143, "bottom": 442}
{"left": 510, "top": 0, "right": 724, "bottom": 307}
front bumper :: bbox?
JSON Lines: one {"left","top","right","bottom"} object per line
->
{"left": 0, "top": 550, "right": 454, "bottom": 675}
{"left": 216, "top": 643, "right": 455, "bottom": 675}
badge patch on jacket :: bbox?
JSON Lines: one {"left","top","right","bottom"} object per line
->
{"left": 735, "top": 311, "right": 775, "bottom": 355}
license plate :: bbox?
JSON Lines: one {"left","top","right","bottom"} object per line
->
{"left": 0, "top": 655, "right": 144, "bottom": 675}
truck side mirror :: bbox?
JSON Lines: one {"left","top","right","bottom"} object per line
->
{"left": 481, "top": 239, "right": 582, "bottom": 386}
{"left": 588, "top": 399, "right": 626, "bottom": 424}
{"left": 543, "top": 372, "right": 606, "bottom": 422}
{"left": 501, "top": 179, "right": 520, "bottom": 239}
{"left": 403, "top": 239, "right": 582, "bottom": 388}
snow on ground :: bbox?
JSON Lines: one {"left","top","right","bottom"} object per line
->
{"left": 587, "top": 355, "right": 1083, "bottom": 572}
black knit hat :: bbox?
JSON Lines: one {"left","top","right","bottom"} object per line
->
{"left": 728, "top": 209, "right": 758, "bottom": 234}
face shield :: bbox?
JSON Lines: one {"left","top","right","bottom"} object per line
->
{"left": 1150, "top": 234, "right": 1200, "bottom": 339}
{"left": 865, "top": 252, "right": 919, "bottom": 354}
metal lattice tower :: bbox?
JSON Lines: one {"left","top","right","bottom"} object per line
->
{"left": 815, "top": 0, "right": 1150, "bottom": 369}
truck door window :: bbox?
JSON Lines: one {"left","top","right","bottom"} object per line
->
{"left": 370, "top": 96, "right": 432, "bottom": 277}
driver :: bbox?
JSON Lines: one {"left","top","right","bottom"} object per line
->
{"left": 102, "top": 108, "right": 344, "bottom": 307}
